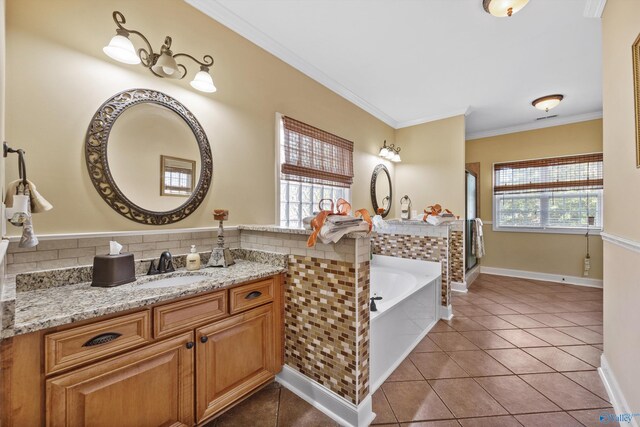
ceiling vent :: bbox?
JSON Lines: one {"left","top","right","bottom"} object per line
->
{"left": 536, "top": 115, "right": 558, "bottom": 121}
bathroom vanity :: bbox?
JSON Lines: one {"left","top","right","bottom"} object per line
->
{"left": 0, "top": 255, "right": 285, "bottom": 427}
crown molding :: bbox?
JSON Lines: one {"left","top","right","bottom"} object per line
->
{"left": 186, "top": 0, "right": 399, "bottom": 128}
{"left": 466, "top": 111, "right": 603, "bottom": 140}
{"left": 584, "top": 0, "right": 608, "bottom": 18}
{"left": 395, "top": 106, "right": 471, "bottom": 129}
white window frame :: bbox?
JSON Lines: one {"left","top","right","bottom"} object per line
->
{"left": 492, "top": 157, "right": 604, "bottom": 235}
{"left": 275, "top": 113, "right": 351, "bottom": 228}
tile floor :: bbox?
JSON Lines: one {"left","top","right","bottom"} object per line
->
{"left": 207, "top": 274, "right": 616, "bottom": 426}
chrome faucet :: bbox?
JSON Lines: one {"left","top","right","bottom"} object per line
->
{"left": 148, "top": 251, "right": 175, "bottom": 275}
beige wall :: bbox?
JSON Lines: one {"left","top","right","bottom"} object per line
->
{"left": 4, "top": 0, "right": 396, "bottom": 236}
{"left": 602, "top": 0, "right": 640, "bottom": 412}
{"left": 395, "top": 115, "right": 466, "bottom": 218}
{"left": 466, "top": 119, "right": 604, "bottom": 279}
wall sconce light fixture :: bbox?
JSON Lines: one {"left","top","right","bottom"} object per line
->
{"left": 378, "top": 140, "right": 401, "bottom": 163}
{"left": 103, "top": 11, "right": 217, "bottom": 93}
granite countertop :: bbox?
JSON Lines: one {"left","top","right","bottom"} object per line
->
{"left": 238, "top": 224, "right": 369, "bottom": 238}
{"left": 2, "top": 250, "right": 287, "bottom": 338}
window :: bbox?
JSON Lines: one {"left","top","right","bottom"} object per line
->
{"left": 278, "top": 115, "right": 353, "bottom": 228}
{"left": 493, "top": 153, "right": 603, "bottom": 233}
{"left": 161, "top": 155, "right": 195, "bottom": 197}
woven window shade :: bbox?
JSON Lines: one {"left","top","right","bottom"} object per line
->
{"left": 281, "top": 116, "right": 354, "bottom": 188}
{"left": 494, "top": 153, "right": 603, "bottom": 195}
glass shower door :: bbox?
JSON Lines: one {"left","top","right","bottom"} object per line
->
{"left": 465, "top": 171, "right": 477, "bottom": 271}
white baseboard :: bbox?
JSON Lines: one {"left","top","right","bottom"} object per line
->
{"left": 276, "top": 365, "right": 375, "bottom": 427}
{"left": 465, "top": 265, "right": 480, "bottom": 287}
{"left": 480, "top": 266, "right": 603, "bottom": 288}
{"left": 440, "top": 304, "right": 453, "bottom": 320}
{"left": 451, "top": 281, "right": 468, "bottom": 293}
{"left": 599, "top": 354, "right": 639, "bottom": 427}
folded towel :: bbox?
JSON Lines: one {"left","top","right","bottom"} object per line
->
{"left": 317, "top": 221, "right": 369, "bottom": 244}
{"left": 425, "top": 215, "right": 456, "bottom": 226}
{"left": 5, "top": 179, "right": 53, "bottom": 213}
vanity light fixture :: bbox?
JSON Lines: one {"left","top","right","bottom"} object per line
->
{"left": 103, "top": 11, "right": 217, "bottom": 93}
{"left": 483, "top": 0, "right": 529, "bottom": 17}
{"left": 378, "top": 140, "right": 401, "bottom": 163}
{"left": 532, "top": 94, "right": 564, "bottom": 112}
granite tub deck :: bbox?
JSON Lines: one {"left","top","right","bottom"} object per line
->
{"left": 1, "top": 249, "right": 287, "bottom": 338}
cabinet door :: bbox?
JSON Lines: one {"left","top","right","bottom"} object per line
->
{"left": 196, "top": 303, "right": 276, "bottom": 423}
{"left": 46, "top": 332, "right": 195, "bottom": 427}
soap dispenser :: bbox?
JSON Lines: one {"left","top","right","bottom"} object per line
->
{"left": 186, "top": 245, "right": 201, "bottom": 271}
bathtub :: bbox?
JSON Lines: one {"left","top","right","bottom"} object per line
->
{"left": 370, "top": 255, "right": 441, "bottom": 392}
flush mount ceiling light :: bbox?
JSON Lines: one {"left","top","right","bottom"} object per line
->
{"left": 483, "top": 0, "right": 530, "bottom": 17}
{"left": 103, "top": 11, "right": 217, "bottom": 93}
{"left": 378, "top": 140, "right": 401, "bottom": 163}
{"left": 532, "top": 94, "right": 564, "bottom": 112}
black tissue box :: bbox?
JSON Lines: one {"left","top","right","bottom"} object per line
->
{"left": 91, "top": 253, "right": 136, "bottom": 287}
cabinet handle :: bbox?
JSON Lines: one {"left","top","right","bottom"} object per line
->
{"left": 82, "top": 332, "right": 122, "bottom": 347}
{"left": 245, "top": 291, "right": 262, "bottom": 300}
{"left": 186, "top": 342, "right": 195, "bottom": 349}
{"left": 200, "top": 336, "right": 209, "bottom": 343}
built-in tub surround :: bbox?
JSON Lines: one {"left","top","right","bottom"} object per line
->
{"left": 371, "top": 220, "right": 465, "bottom": 310}
{"left": 369, "top": 255, "right": 440, "bottom": 391}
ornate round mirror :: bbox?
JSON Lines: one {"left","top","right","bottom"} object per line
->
{"left": 371, "top": 164, "right": 392, "bottom": 218}
{"left": 85, "top": 89, "right": 212, "bottom": 225}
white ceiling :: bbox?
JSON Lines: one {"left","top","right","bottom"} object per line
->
{"left": 187, "top": 0, "right": 603, "bottom": 138}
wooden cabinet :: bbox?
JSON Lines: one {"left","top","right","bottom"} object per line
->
{"left": 0, "top": 273, "right": 284, "bottom": 427}
{"left": 195, "top": 303, "right": 276, "bottom": 422}
{"left": 46, "top": 332, "right": 195, "bottom": 427}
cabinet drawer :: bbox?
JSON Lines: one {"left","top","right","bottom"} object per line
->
{"left": 45, "top": 311, "right": 151, "bottom": 375}
{"left": 229, "top": 278, "right": 274, "bottom": 314}
{"left": 154, "top": 290, "right": 227, "bottom": 338}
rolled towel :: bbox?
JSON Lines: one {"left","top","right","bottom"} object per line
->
{"left": 5, "top": 179, "right": 53, "bottom": 213}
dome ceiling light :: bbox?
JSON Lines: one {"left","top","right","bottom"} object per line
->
{"left": 532, "top": 94, "right": 564, "bottom": 113}
{"left": 483, "top": 0, "right": 530, "bottom": 17}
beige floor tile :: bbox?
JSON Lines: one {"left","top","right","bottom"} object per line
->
{"left": 454, "top": 305, "right": 492, "bottom": 317}
{"left": 430, "top": 322, "right": 457, "bottom": 333}
{"left": 428, "top": 332, "right": 480, "bottom": 351}
{"left": 524, "top": 347, "right": 595, "bottom": 371}
{"left": 563, "top": 371, "right": 610, "bottom": 401}
{"left": 402, "top": 420, "right": 461, "bottom": 427}
{"left": 475, "top": 375, "right": 560, "bottom": 414}
{"left": 485, "top": 349, "right": 554, "bottom": 374}
{"left": 504, "top": 303, "right": 546, "bottom": 314}
{"left": 387, "top": 359, "right": 425, "bottom": 382}
{"left": 498, "top": 315, "right": 547, "bottom": 329}
{"left": 448, "top": 351, "right": 511, "bottom": 376}
{"left": 467, "top": 316, "right": 517, "bottom": 330}
{"left": 429, "top": 378, "right": 508, "bottom": 418}
{"left": 494, "top": 329, "right": 552, "bottom": 347}
{"left": 445, "top": 317, "right": 487, "bottom": 332}
{"left": 372, "top": 390, "right": 398, "bottom": 424}
{"left": 524, "top": 328, "right": 583, "bottom": 346}
{"left": 556, "top": 313, "right": 603, "bottom": 326}
{"left": 214, "top": 386, "right": 280, "bottom": 427}
{"left": 470, "top": 304, "right": 518, "bottom": 315}
{"left": 410, "top": 352, "right": 470, "bottom": 380}
{"left": 382, "top": 381, "right": 453, "bottom": 422}
{"left": 558, "top": 345, "right": 602, "bottom": 367}
{"left": 460, "top": 331, "right": 515, "bottom": 349}
{"left": 520, "top": 373, "right": 610, "bottom": 410}
{"left": 515, "top": 411, "right": 582, "bottom": 426}
{"left": 555, "top": 327, "right": 603, "bottom": 344}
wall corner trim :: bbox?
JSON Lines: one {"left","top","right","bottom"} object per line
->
{"left": 440, "top": 304, "right": 453, "bottom": 320}
{"left": 479, "top": 266, "right": 603, "bottom": 288}
{"left": 276, "top": 365, "right": 375, "bottom": 427}
{"left": 601, "top": 232, "right": 640, "bottom": 254}
{"left": 451, "top": 281, "right": 468, "bottom": 293}
{"left": 584, "top": 0, "right": 608, "bottom": 18}
{"left": 599, "top": 355, "right": 639, "bottom": 427}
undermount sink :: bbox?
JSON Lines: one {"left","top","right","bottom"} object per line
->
{"left": 136, "top": 274, "right": 210, "bottom": 289}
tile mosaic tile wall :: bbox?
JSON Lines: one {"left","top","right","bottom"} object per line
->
{"left": 356, "top": 260, "right": 370, "bottom": 403}
{"left": 450, "top": 230, "right": 464, "bottom": 284}
{"left": 285, "top": 255, "right": 359, "bottom": 403}
{"left": 372, "top": 233, "right": 450, "bottom": 306}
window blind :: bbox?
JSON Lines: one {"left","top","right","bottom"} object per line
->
{"left": 281, "top": 116, "right": 354, "bottom": 188}
{"left": 494, "top": 153, "right": 603, "bottom": 195}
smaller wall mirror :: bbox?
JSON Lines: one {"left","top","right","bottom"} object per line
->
{"left": 371, "top": 164, "right": 392, "bottom": 218}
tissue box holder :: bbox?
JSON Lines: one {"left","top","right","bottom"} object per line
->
{"left": 91, "top": 253, "right": 136, "bottom": 287}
